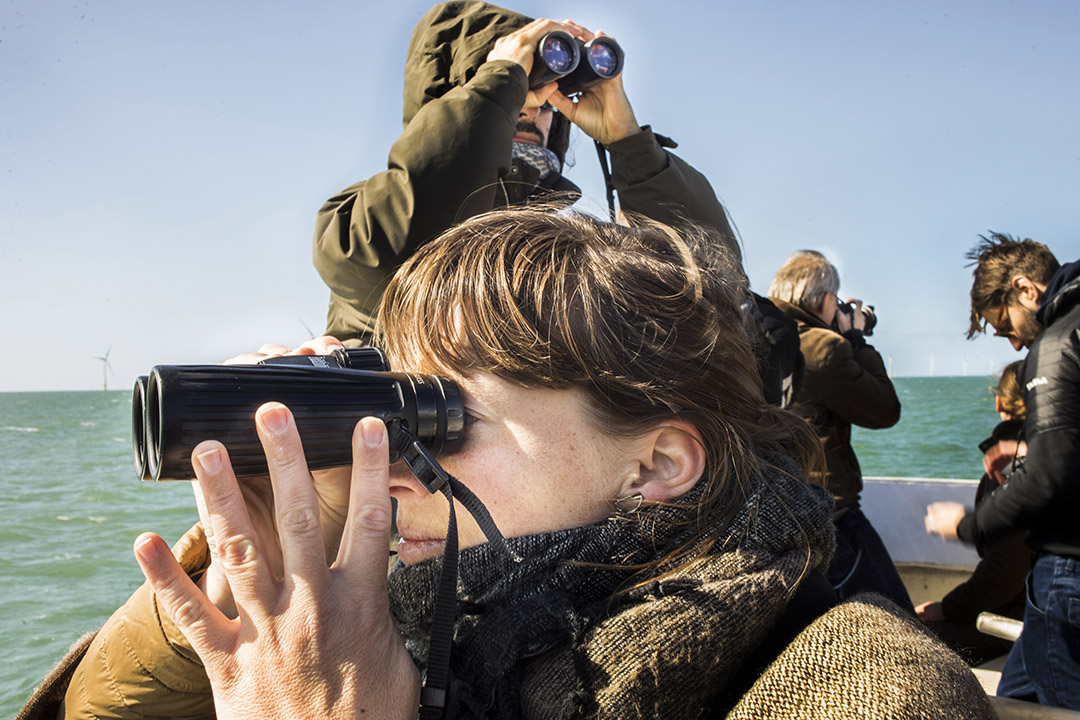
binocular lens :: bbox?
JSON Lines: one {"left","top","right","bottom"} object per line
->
{"left": 529, "top": 32, "right": 624, "bottom": 96}
{"left": 132, "top": 376, "right": 151, "bottom": 481}
{"left": 587, "top": 39, "right": 620, "bottom": 78}
{"left": 540, "top": 33, "right": 577, "bottom": 73}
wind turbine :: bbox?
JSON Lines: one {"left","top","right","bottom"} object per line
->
{"left": 93, "top": 346, "right": 113, "bottom": 391}
{"left": 298, "top": 315, "right": 317, "bottom": 340}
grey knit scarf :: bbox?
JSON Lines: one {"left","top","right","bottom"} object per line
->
{"left": 511, "top": 142, "right": 561, "bottom": 180}
{"left": 387, "top": 455, "right": 835, "bottom": 719}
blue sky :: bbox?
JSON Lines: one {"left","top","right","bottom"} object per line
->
{"left": 2, "top": 0, "right": 1079, "bottom": 391}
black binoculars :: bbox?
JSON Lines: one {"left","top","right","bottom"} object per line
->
{"left": 132, "top": 347, "right": 464, "bottom": 482}
{"left": 529, "top": 30, "right": 624, "bottom": 95}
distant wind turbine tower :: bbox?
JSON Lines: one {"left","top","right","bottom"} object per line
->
{"left": 93, "top": 346, "right": 113, "bottom": 391}
{"left": 298, "top": 315, "right": 317, "bottom": 340}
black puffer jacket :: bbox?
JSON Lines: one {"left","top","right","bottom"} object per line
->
{"left": 958, "top": 260, "right": 1080, "bottom": 555}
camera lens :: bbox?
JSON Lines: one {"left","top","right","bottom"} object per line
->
{"left": 540, "top": 33, "right": 576, "bottom": 73}
{"left": 587, "top": 39, "right": 620, "bottom": 78}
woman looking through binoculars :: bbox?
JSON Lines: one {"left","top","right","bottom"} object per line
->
{"left": 38, "top": 208, "right": 834, "bottom": 719}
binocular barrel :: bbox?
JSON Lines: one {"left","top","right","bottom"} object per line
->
{"left": 529, "top": 31, "right": 624, "bottom": 95}
{"left": 132, "top": 348, "right": 464, "bottom": 482}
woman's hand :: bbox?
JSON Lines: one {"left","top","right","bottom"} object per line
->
{"left": 198, "top": 336, "right": 352, "bottom": 616}
{"left": 224, "top": 335, "right": 346, "bottom": 366}
{"left": 135, "top": 407, "right": 420, "bottom": 720}
{"left": 546, "top": 22, "right": 640, "bottom": 145}
{"left": 924, "top": 501, "right": 966, "bottom": 541}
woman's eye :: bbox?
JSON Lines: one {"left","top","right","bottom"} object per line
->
{"left": 463, "top": 412, "right": 480, "bottom": 427}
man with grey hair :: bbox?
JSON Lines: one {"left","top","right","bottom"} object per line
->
{"left": 769, "top": 250, "right": 911, "bottom": 610}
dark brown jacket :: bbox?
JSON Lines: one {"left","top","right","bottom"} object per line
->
{"left": 313, "top": 0, "right": 738, "bottom": 341}
{"left": 771, "top": 298, "right": 901, "bottom": 506}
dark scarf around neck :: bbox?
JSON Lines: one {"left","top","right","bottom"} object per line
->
{"left": 388, "top": 455, "right": 835, "bottom": 719}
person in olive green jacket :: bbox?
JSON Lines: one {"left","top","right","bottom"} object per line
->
{"left": 768, "top": 250, "right": 912, "bottom": 611}
{"left": 313, "top": 0, "right": 739, "bottom": 343}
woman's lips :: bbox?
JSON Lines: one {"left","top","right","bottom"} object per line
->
{"left": 395, "top": 534, "right": 447, "bottom": 564}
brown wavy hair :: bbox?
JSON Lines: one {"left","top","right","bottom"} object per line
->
{"left": 375, "top": 207, "right": 822, "bottom": 580}
{"left": 966, "top": 232, "right": 1059, "bottom": 339}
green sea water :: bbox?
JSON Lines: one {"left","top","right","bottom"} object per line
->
{"left": 0, "top": 377, "right": 1002, "bottom": 715}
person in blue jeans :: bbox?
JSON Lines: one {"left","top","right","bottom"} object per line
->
{"left": 927, "top": 233, "right": 1080, "bottom": 710}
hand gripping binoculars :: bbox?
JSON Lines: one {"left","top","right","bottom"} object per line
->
{"left": 131, "top": 347, "right": 464, "bottom": 482}
{"left": 529, "top": 30, "right": 624, "bottom": 95}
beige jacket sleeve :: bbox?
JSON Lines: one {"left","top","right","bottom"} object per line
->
{"left": 60, "top": 524, "right": 214, "bottom": 720}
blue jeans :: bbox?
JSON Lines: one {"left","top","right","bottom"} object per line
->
{"left": 997, "top": 553, "right": 1080, "bottom": 710}
{"left": 825, "top": 504, "right": 914, "bottom": 612}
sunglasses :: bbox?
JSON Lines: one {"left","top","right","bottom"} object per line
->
{"left": 990, "top": 302, "right": 1014, "bottom": 339}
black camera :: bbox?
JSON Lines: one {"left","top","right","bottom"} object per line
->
{"left": 132, "top": 347, "right": 464, "bottom": 482}
{"left": 529, "top": 30, "right": 624, "bottom": 95}
{"left": 835, "top": 302, "right": 878, "bottom": 336}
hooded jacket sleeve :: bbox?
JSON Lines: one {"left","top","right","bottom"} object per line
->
{"left": 606, "top": 127, "right": 741, "bottom": 263}
{"left": 59, "top": 525, "right": 213, "bottom": 720}
{"left": 313, "top": 60, "right": 528, "bottom": 340}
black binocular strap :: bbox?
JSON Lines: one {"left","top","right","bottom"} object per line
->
{"left": 398, "top": 427, "right": 512, "bottom": 720}
{"left": 594, "top": 140, "right": 617, "bottom": 221}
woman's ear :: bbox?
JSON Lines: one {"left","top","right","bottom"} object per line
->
{"left": 620, "top": 420, "right": 706, "bottom": 503}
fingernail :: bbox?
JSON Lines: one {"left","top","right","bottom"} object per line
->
{"left": 196, "top": 447, "right": 222, "bottom": 474}
{"left": 259, "top": 404, "right": 290, "bottom": 435}
{"left": 134, "top": 533, "right": 158, "bottom": 562}
{"left": 362, "top": 418, "right": 385, "bottom": 449}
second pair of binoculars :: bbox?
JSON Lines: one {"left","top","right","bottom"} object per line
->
{"left": 529, "top": 31, "right": 624, "bottom": 95}
{"left": 132, "top": 347, "right": 464, "bottom": 483}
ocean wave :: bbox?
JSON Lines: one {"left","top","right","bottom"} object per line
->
{"left": 3, "top": 426, "right": 39, "bottom": 433}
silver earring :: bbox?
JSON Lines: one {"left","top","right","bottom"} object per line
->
{"left": 615, "top": 492, "right": 644, "bottom": 513}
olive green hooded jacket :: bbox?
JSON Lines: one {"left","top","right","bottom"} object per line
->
{"left": 313, "top": 0, "right": 739, "bottom": 342}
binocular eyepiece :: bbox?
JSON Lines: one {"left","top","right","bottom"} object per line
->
{"left": 529, "top": 30, "right": 624, "bottom": 95}
{"left": 132, "top": 347, "right": 464, "bottom": 482}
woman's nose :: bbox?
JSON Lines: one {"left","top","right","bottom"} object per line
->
{"left": 388, "top": 462, "right": 429, "bottom": 494}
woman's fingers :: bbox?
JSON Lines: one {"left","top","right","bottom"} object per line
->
{"left": 255, "top": 403, "right": 329, "bottom": 586}
{"left": 336, "top": 417, "right": 394, "bottom": 593}
{"left": 289, "top": 336, "right": 345, "bottom": 356}
{"left": 134, "top": 532, "right": 233, "bottom": 656}
{"left": 191, "top": 440, "right": 278, "bottom": 613}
